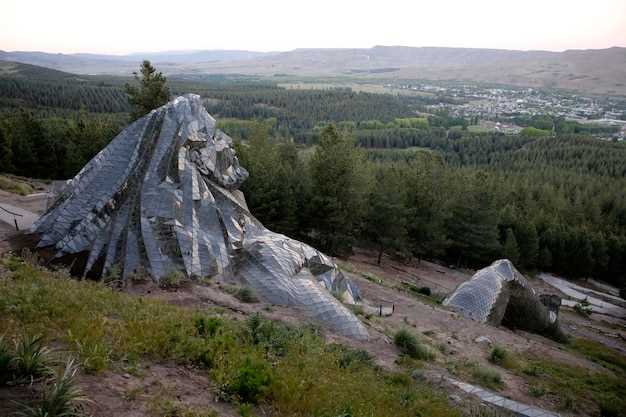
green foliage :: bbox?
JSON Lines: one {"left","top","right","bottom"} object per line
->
{"left": 234, "top": 287, "right": 259, "bottom": 304}
{"left": 2, "top": 71, "right": 626, "bottom": 285}
{"left": 309, "top": 125, "right": 369, "bottom": 254}
{"left": 17, "top": 358, "right": 88, "bottom": 417}
{"left": 149, "top": 398, "right": 218, "bottom": 417}
{"left": 488, "top": 346, "right": 517, "bottom": 369}
{"left": 364, "top": 165, "right": 409, "bottom": 264}
{"left": 0, "top": 110, "right": 124, "bottom": 179}
{"left": 227, "top": 356, "right": 273, "bottom": 403}
{"left": 125, "top": 60, "right": 169, "bottom": 120}
{"left": 194, "top": 316, "right": 223, "bottom": 338}
{"left": 568, "top": 338, "right": 626, "bottom": 374}
{"left": 527, "top": 384, "right": 546, "bottom": 397}
{"left": 470, "top": 365, "right": 503, "bottom": 390}
{"left": 1, "top": 259, "right": 458, "bottom": 417}
{"left": 0, "top": 175, "right": 34, "bottom": 195}
{"left": 12, "top": 334, "right": 54, "bottom": 380}
{"left": 574, "top": 298, "right": 593, "bottom": 317}
{"left": 393, "top": 329, "right": 434, "bottom": 360}
{"left": 520, "top": 354, "right": 626, "bottom": 416}
{"left": 520, "top": 127, "right": 551, "bottom": 137}
{"left": 417, "top": 286, "right": 431, "bottom": 296}
{"left": 446, "top": 171, "right": 501, "bottom": 266}
{"left": 503, "top": 229, "right": 520, "bottom": 265}
{"left": 0, "top": 335, "right": 13, "bottom": 383}
{"left": 236, "top": 124, "right": 303, "bottom": 236}
{"left": 159, "top": 270, "right": 185, "bottom": 290}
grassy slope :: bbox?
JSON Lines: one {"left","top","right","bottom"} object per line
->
{"left": 0, "top": 256, "right": 457, "bottom": 417}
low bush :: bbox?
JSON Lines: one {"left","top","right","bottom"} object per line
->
{"left": 488, "top": 346, "right": 517, "bottom": 369}
{"left": 527, "top": 384, "right": 546, "bottom": 397}
{"left": 471, "top": 365, "right": 503, "bottom": 390}
{"left": 149, "top": 398, "right": 218, "bottom": 417}
{"left": 194, "top": 316, "right": 223, "bottom": 338}
{"left": 235, "top": 287, "right": 259, "bottom": 303}
{"left": 574, "top": 298, "right": 592, "bottom": 317}
{"left": 16, "top": 358, "right": 87, "bottom": 417}
{"left": 12, "top": 334, "right": 54, "bottom": 381}
{"left": 417, "top": 286, "right": 431, "bottom": 296}
{"left": 0, "top": 175, "right": 34, "bottom": 196}
{"left": 227, "top": 356, "right": 273, "bottom": 403}
{"left": 159, "top": 271, "right": 185, "bottom": 290}
{"left": 0, "top": 335, "right": 14, "bottom": 384}
{"left": 394, "top": 329, "right": 434, "bottom": 361}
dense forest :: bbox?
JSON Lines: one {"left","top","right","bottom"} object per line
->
{"left": 0, "top": 64, "right": 625, "bottom": 287}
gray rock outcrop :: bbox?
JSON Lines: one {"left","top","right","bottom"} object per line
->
{"left": 31, "top": 94, "right": 368, "bottom": 340}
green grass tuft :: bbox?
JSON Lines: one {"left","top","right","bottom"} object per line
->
{"left": 0, "top": 175, "right": 34, "bottom": 196}
{"left": 12, "top": 334, "right": 54, "bottom": 381}
{"left": 470, "top": 365, "right": 503, "bottom": 390}
{"left": 394, "top": 329, "right": 434, "bottom": 361}
{"left": 16, "top": 358, "right": 88, "bottom": 417}
{"left": 488, "top": 345, "right": 517, "bottom": 369}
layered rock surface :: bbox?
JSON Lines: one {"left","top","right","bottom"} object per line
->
{"left": 32, "top": 94, "right": 368, "bottom": 340}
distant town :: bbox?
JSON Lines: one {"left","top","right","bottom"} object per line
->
{"left": 389, "top": 82, "right": 626, "bottom": 140}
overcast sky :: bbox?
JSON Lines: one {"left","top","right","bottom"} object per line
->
{"left": 2, "top": 0, "right": 625, "bottom": 54}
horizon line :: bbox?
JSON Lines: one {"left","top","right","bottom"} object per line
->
{"left": 2, "top": 44, "right": 625, "bottom": 56}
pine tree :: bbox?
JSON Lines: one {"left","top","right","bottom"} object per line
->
{"left": 364, "top": 166, "right": 408, "bottom": 265}
{"left": 125, "top": 60, "right": 170, "bottom": 121}
{"left": 446, "top": 172, "right": 501, "bottom": 266}
{"left": 0, "top": 126, "right": 13, "bottom": 173}
{"left": 503, "top": 228, "right": 520, "bottom": 265}
{"left": 538, "top": 246, "right": 552, "bottom": 270}
{"left": 309, "top": 125, "right": 368, "bottom": 255}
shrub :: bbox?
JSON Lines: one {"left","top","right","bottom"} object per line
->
{"left": 488, "top": 346, "right": 516, "bottom": 369}
{"left": 194, "top": 316, "right": 223, "bottom": 338}
{"left": 0, "top": 335, "right": 14, "bottom": 383}
{"left": 471, "top": 366, "right": 503, "bottom": 390}
{"left": 574, "top": 298, "right": 592, "bottom": 317}
{"left": 16, "top": 358, "right": 88, "bottom": 417}
{"left": 12, "top": 334, "right": 54, "bottom": 381}
{"left": 0, "top": 175, "right": 34, "bottom": 196}
{"left": 333, "top": 345, "right": 373, "bottom": 369}
{"left": 528, "top": 384, "right": 546, "bottom": 397}
{"left": 149, "top": 398, "right": 218, "bottom": 417}
{"left": 417, "top": 287, "right": 432, "bottom": 296}
{"left": 227, "top": 356, "right": 273, "bottom": 403}
{"left": 599, "top": 396, "right": 624, "bottom": 417}
{"left": 235, "top": 287, "right": 258, "bottom": 303}
{"left": 159, "top": 270, "right": 185, "bottom": 290}
{"left": 246, "top": 314, "right": 307, "bottom": 357}
{"left": 394, "top": 329, "right": 434, "bottom": 360}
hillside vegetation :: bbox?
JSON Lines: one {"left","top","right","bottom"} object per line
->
{"left": 0, "top": 66, "right": 625, "bottom": 287}
{"left": 0, "top": 256, "right": 457, "bottom": 417}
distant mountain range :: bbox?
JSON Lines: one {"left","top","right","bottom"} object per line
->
{"left": 1, "top": 46, "right": 625, "bottom": 95}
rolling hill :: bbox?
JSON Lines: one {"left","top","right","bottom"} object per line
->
{"left": 1, "top": 45, "right": 625, "bottom": 95}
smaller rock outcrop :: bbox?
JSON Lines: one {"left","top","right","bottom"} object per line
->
{"left": 444, "top": 259, "right": 564, "bottom": 341}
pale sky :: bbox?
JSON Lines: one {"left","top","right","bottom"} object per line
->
{"left": 1, "top": 0, "right": 625, "bottom": 54}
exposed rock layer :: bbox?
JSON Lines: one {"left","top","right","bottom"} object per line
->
{"left": 32, "top": 94, "right": 368, "bottom": 340}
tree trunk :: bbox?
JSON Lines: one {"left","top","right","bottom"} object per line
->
{"left": 377, "top": 243, "right": 384, "bottom": 265}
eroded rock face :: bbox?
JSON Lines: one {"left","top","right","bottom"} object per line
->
{"left": 32, "top": 94, "right": 368, "bottom": 340}
{"left": 443, "top": 259, "right": 564, "bottom": 340}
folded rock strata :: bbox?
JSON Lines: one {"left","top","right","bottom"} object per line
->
{"left": 31, "top": 94, "right": 368, "bottom": 340}
{"left": 443, "top": 259, "right": 564, "bottom": 340}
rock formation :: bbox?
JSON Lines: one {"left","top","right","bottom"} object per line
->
{"left": 31, "top": 94, "right": 368, "bottom": 340}
{"left": 443, "top": 259, "right": 564, "bottom": 340}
